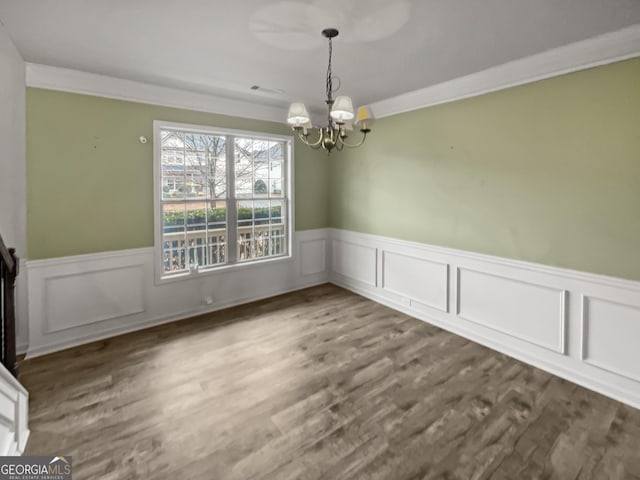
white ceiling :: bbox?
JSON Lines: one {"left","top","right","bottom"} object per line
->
{"left": 1, "top": 0, "right": 640, "bottom": 113}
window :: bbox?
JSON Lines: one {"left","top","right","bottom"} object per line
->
{"left": 154, "top": 121, "right": 292, "bottom": 281}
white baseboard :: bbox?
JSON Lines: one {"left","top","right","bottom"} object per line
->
{"left": 0, "top": 364, "right": 29, "bottom": 455}
{"left": 329, "top": 228, "right": 640, "bottom": 410}
{"left": 25, "top": 229, "right": 329, "bottom": 358}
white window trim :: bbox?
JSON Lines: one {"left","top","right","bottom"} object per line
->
{"left": 153, "top": 120, "right": 295, "bottom": 285}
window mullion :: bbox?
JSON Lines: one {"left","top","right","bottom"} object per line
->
{"left": 182, "top": 140, "right": 188, "bottom": 272}
{"left": 226, "top": 135, "right": 237, "bottom": 264}
{"left": 284, "top": 150, "right": 289, "bottom": 258}
{"left": 204, "top": 145, "right": 209, "bottom": 268}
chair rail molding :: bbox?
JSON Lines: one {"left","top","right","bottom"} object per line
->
{"left": 329, "top": 228, "right": 640, "bottom": 410}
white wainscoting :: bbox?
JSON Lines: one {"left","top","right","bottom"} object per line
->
{"left": 300, "top": 238, "right": 327, "bottom": 277}
{"left": 16, "top": 259, "right": 29, "bottom": 354}
{"left": 21, "top": 226, "right": 640, "bottom": 409}
{"left": 45, "top": 264, "right": 145, "bottom": 334}
{"left": 329, "top": 228, "right": 640, "bottom": 410}
{"left": 581, "top": 295, "right": 640, "bottom": 383}
{"left": 331, "top": 239, "right": 377, "bottom": 287}
{"left": 26, "top": 229, "right": 329, "bottom": 358}
{"left": 382, "top": 251, "right": 449, "bottom": 313}
{"left": 456, "top": 268, "right": 567, "bottom": 354}
{"left": 0, "top": 364, "right": 28, "bottom": 455}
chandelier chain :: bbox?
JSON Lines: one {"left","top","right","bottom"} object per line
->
{"left": 326, "top": 37, "right": 333, "bottom": 102}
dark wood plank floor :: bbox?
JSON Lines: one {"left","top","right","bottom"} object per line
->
{"left": 20, "top": 284, "right": 640, "bottom": 479}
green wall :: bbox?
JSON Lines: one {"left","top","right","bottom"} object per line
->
{"left": 27, "top": 59, "right": 640, "bottom": 281}
{"left": 330, "top": 59, "right": 640, "bottom": 281}
{"left": 26, "top": 89, "right": 329, "bottom": 259}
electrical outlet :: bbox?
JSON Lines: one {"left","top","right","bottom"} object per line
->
{"left": 205, "top": 296, "right": 214, "bottom": 305}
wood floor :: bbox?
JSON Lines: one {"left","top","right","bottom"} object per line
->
{"left": 20, "top": 284, "right": 640, "bottom": 480}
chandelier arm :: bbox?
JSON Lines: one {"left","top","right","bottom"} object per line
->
{"left": 337, "top": 131, "right": 369, "bottom": 149}
{"left": 297, "top": 128, "right": 324, "bottom": 148}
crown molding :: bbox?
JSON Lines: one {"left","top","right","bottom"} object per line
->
{"left": 25, "top": 63, "right": 288, "bottom": 123}
{"left": 370, "top": 24, "right": 640, "bottom": 118}
{"left": 25, "top": 24, "right": 640, "bottom": 122}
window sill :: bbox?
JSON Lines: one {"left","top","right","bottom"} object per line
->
{"left": 155, "top": 253, "right": 294, "bottom": 285}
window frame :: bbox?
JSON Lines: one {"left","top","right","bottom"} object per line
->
{"left": 153, "top": 120, "right": 294, "bottom": 284}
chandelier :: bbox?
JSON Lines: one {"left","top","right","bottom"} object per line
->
{"left": 286, "top": 28, "right": 375, "bottom": 153}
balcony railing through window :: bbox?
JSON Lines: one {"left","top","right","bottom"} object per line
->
{"left": 163, "top": 223, "right": 286, "bottom": 273}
